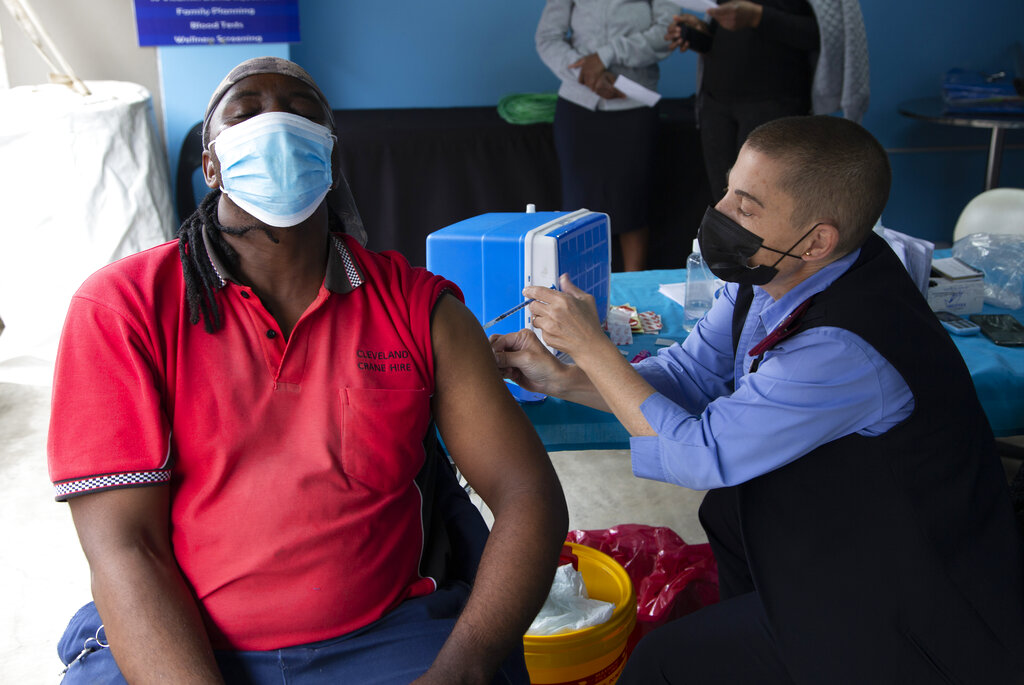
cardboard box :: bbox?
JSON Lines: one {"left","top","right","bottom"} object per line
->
{"left": 926, "top": 258, "right": 984, "bottom": 314}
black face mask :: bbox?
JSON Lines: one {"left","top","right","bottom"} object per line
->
{"left": 697, "top": 206, "right": 818, "bottom": 286}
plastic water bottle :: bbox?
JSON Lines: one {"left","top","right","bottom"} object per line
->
{"left": 684, "top": 239, "right": 714, "bottom": 331}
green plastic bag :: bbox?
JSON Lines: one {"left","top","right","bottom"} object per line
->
{"left": 497, "top": 93, "right": 558, "bottom": 125}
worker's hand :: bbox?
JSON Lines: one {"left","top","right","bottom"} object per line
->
{"left": 490, "top": 328, "right": 566, "bottom": 396}
{"left": 594, "top": 71, "right": 625, "bottom": 100}
{"left": 524, "top": 274, "right": 606, "bottom": 364}
{"left": 666, "top": 13, "right": 709, "bottom": 52}
{"left": 707, "top": 1, "right": 763, "bottom": 31}
{"left": 569, "top": 53, "right": 607, "bottom": 91}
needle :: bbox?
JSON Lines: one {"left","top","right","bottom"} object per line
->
{"left": 482, "top": 298, "right": 535, "bottom": 330}
{"left": 482, "top": 286, "right": 557, "bottom": 330}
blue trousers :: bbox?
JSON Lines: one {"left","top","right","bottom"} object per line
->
{"left": 59, "top": 582, "right": 529, "bottom": 684}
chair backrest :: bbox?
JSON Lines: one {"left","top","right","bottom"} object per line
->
{"left": 953, "top": 188, "right": 1024, "bottom": 243}
{"left": 176, "top": 121, "right": 205, "bottom": 223}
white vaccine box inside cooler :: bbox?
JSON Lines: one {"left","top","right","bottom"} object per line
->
{"left": 426, "top": 208, "right": 611, "bottom": 352}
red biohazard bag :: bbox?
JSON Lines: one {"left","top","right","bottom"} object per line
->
{"left": 566, "top": 524, "right": 719, "bottom": 642}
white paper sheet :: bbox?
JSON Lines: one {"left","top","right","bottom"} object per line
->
{"left": 665, "top": 0, "right": 717, "bottom": 13}
{"left": 568, "top": 68, "right": 661, "bottom": 107}
{"left": 932, "top": 257, "right": 982, "bottom": 280}
{"left": 658, "top": 282, "right": 687, "bottom": 308}
{"left": 613, "top": 75, "right": 662, "bottom": 107}
{"left": 874, "top": 225, "right": 934, "bottom": 296}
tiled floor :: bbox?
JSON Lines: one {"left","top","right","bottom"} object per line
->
{"left": 1, "top": 358, "right": 708, "bottom": 681}
{"left": 1, "top": 375, "right": 91, "bottom": 683}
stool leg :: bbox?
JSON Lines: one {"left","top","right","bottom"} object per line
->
{"left": 985, "top": 127, "right": 1006, "bottom": 190}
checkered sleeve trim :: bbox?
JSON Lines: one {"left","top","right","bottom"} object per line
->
{"left": 332, "top": 235, "right": 364, "bottom": 289}
{"left": 53, "top": 469, "right": 171, "bottom": 501}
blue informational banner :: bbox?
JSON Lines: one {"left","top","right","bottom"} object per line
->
{"left": 133, "top": 0, "right": 299, "bottom": 47}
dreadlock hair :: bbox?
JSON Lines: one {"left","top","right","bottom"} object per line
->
{"left": 178, "top": 190, "right": 230, "bottom": 334}
{"left": 177, "top": 190, "right": 347, "bottom": 334}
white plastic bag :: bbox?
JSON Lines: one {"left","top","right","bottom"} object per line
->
{"left": 0, "top": 81, "right": 173, "bottom": 373}
{"left": 952, "top": 233, "right": 1024, "bottom": 310}
{"left": 526, "top": 564, "right": 615, "bottom": 636}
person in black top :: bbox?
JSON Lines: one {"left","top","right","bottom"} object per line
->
{"left": 668, "top": 1, "right": 819, "bottom": 202}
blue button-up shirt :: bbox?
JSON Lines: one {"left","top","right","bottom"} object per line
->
{"left": 631, "top": 248, "right": 915, "bottom": 490}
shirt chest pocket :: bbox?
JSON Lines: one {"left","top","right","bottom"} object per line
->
{"left": 340, "top": 387, "right": 432, "bottom": 492}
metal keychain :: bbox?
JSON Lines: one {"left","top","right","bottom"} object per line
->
{"left": 58, "top": 624, "right": 108, "bottom": 681}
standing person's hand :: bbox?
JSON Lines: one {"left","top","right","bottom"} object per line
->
{"left": 666, "top": 13, "right": 709, "bottom": 52}
{"left": 569, "top": 53, "right": 607, "bottom": 91}
{"left": 706, "top": 1, "right": 763, "bottom": 31}
{"left": 594, "top": 72, "right": 625, "bottom": 100}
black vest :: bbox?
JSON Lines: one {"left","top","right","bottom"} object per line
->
{"left": 721, "top": 234, "right": 1024, "bottom": 683}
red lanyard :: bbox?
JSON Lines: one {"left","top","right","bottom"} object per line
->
{"left": 747, "top": 297, "right": 814, "bottom": 360}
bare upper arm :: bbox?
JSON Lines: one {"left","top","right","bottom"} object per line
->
{"left": 68, "top": 484, "right": 173, "bottom": 567}
{"left": 65, "top": 485, "right": 223, "bottom": 682}
{"left": 429, "top": 294, "right": 560, "bottom": 512}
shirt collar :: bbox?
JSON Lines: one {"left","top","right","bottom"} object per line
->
{"left": 201, "top": 225, "right": 364, "bottom": 294}
{"left": 754, "top": 247, "right": 861, "bottom": 333}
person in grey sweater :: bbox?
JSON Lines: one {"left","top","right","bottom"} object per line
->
{"left": 537, "top": 0, "right": 676, "bottom": 271}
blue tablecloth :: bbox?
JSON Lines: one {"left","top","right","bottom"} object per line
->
{"left": 521, "top": 267, "right": 1024, "bottom": 451}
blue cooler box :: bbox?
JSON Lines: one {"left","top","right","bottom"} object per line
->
{"left": 426, "top": 209, "right": 611, "bottom": 347}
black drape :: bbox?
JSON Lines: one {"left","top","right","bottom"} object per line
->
{"left": 177, "top": 98, "right": 710, "bottom": 270}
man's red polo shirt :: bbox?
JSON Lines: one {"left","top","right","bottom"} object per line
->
{"left": 48, "top": 232, "right": 461, "bottom": 650}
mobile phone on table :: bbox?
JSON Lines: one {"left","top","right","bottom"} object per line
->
{"left": 968, "top": 314, "right": 1024, "bottom": 346}
{"left": 934, "top": 310, "right": 981, "bottom": 336}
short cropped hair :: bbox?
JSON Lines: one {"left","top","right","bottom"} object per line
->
{"left": 744, "top": 115, "right": 891, "bottom": 255}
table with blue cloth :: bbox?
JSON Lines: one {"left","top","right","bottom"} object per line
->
{"left": 521, "top": 267, "right": 1024, "bottom": 451}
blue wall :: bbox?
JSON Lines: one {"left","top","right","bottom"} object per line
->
{"left": 159, "top": 0, "right": 1023, "bottom": 246}
{"left": 856, "top": 1, "right": 1024, "bottom": 244}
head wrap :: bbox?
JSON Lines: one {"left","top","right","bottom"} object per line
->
{"left": 202, "top": 56, "right": 366, "bottom": 245}
{"left": 202, "top": 56, "right": 334, "bottom": 148}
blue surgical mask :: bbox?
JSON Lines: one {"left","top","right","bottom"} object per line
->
{"left": 210, "top": 111, "right": 335, "bottom": 227}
